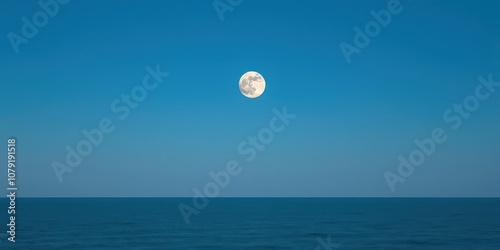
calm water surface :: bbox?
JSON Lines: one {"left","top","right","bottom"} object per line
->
{"left": 1, "top": 198, "right": 500, "bottom": 249}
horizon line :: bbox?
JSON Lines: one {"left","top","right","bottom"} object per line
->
{"left": 3, "top": 196, "right": 500, "bottom": 198}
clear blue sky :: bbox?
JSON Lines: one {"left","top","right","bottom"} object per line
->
{"left": 1, "top": 0, "right": 499, "bottom": 197}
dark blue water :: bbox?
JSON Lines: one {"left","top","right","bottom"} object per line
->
{"left": 1, "top": 198, "right": 500, "bottom": 249}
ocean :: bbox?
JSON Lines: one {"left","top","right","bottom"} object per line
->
{"left": 2, "top": 198, "right": 500, "bottom": 249}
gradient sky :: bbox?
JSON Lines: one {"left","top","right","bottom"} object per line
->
{"left": 1, "top": 0, "right": 499, "bottom": 197}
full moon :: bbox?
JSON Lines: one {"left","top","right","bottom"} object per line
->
{"left": 239, "top": 71, "right": 266, "bottom": 98}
